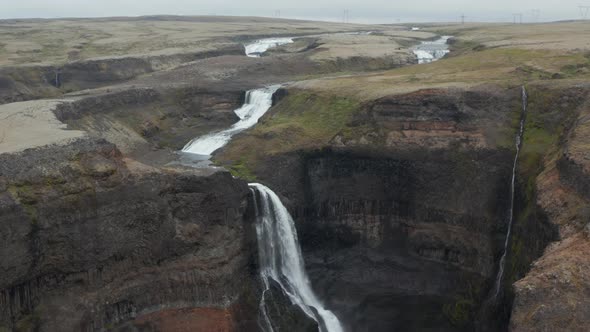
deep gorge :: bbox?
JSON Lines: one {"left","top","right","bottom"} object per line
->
{"left": 1, "top": 78, "right": 585, "bottom": 332}
{"left": 2, "top": 17, "right": 590, "bottom": 332}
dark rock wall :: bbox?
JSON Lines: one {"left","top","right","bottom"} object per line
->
{"left": 238, "top": 86, "right": 566, "bottom": 332}
{"left": 54, "top": 87, "right": 245, "bottom": 154}
{"left": 0, "top": 45, "right": 244, "bottom": 105}
{"left": 263, "top": 148, "right": 512, "bottom": 332}
{"left": 0, "top": 139, "right": 258, "bottom": 331}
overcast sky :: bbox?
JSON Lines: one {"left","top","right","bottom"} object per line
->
{"left": 2, "top": 0, "right": 589, "bottom": 23}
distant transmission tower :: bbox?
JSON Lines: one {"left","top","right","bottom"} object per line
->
{"left": 274, "top": 10, "right": 281, "bottom": 18}
{"left": 513, "top": 13, "right": 523, "bottom": 24}
{"left": 460, "top": 14, "right": 467, "bottom": 25}
{"left": 580, "top": 6, "right": 590, "bottom": 19}
{"left": 342, "top": 9, "right": 349, "bottom": 23}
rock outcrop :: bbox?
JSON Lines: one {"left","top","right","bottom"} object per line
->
{"left": 0, "top": 46, "right": 245, "bottom": 105}
{"left": 0, "top": 138, "right": 258, "bottom": 331}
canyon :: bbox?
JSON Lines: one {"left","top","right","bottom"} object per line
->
{"left": 0, "top": 16, "right": 590, "bottom": 332}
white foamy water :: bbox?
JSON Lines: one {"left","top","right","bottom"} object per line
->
{"left": 250, "top": 183, "right": 343, "bottom": 332}
{"left": 245, "top": 38, "right": 294, "bottom": 57}
{"left": 413, "top": 36, "right": 452, "bottom": 64}
{"left": 182, "top": 85, "right": 280, "bottom": 155}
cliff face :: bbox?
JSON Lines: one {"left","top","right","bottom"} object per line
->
{"left": 216, "top": 86, "right": 517, "bottom": 331}
{"left": 0, "top": 138, "right": 258, "bottom": 331}
{"left": 216, "top": 85, "right": 568, "bottom": 331}
{"left": 0, "top": 46, "right": 245, "bottom": 105}
{"left": 296, "top": 149, "right": 510, "bottom": 332}
{"left": 54, "top": 87, "right": 245, "bottom": 155}
{"left": 510, "top": 85, "right": 590, "bottom": 331}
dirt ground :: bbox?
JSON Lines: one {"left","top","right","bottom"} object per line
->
{"left": 0, "top": 99, "right": 85, "bottom": 153}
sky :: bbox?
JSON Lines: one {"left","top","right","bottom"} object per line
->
{"left": 1, "top": 0, "right": 589, "bottom": 23}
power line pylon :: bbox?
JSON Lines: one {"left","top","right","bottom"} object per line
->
{"left": 342, "top": 9, "right": 350, "bottom": 23}
{"left": 580, "top": 6, "right": 590, "bottom": 19}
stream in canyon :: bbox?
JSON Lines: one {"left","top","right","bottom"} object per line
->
{"left": 244, "top": 31, "right": 373, "bottom": 58}
{"left": 182, "top": 85, "right": 280, "bottom": 156}
{"left": 182, "top": 85, "right": 342, "bottom": 331}
{"left": 246, "top": 31, "right": 444, "bottom": 65}
{"left": 178, "top": 34, "right": 479, "bottom": 331}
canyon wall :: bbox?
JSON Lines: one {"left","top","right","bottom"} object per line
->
{"left": 0, "top": 138, "right": 259, "bottom": 331}
{"left": 0, "top": 46, "right": 245, "bottom": 105}
{"left": 218, "top": 85, "right": 569, "bottom": 331}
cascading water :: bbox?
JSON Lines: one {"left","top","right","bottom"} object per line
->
{"left": 250, "top": 183, "right": 343, "bottom": 332}
{"left": 244, "top": 31, "right": 376, "bottom": 58}
{"left": 492, "top": 86, "right": 528, "bottom": 300}
{"left": 182, "top": 85, "right": 280, "bottom": 156}
{"left": 412, "top": 36, "right": 452, "bottom": 64}
{"left": 245, "top": 38, "right": 294, "bottom": 57}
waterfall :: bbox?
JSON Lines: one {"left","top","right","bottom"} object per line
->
{"left": 412, "top": 36, "right": 452, "bottom": 64}
{"left": 54, "top": 68, "right": 61, "bottom": 88}
{"left": 492, "top": 86, "right": 528, "bottom": 300}
{"left": 250, "top": 183, "right": 344, "bottom": 332}
{"left": 245, "top": 38, "right": 294, "bottom": 57}
{"left": 182, "top": 85, "right": 280, "bottom": 155}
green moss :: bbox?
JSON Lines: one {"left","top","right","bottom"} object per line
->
{"left": 215, "top": 90, "right": 361, "bottom": 178}
{"left": 216, "top": 90, "right": 361, "bottom": 173}
{"left": 560, "top": 53, "right": 590, "bottom": 77}
{"left": 502, "top": 84, "right": 584, "bottom": 292}
{"left": 448, "top": 39, "right": 486, "bottom": 57}
{"left": 7, "top": 184, "right": 41, "bottom": 224}
{"left": 518, "top": 86, "right": 575, "bottom": 176}
{"left": 493, "top": 92, "right": 525, "bottom": 151}
{"left": 259, "top": 91, "right": 359, "bottom": 142}
{"left": 8, "top": 184, "right": 36, "bottom": 202}
{"left": 14, "top": 312, "right": 41, "bottom": 332}
{"left": 443, "top": 299, "right": 473, "bottom": 327}
{"left": 442, "top": 281, "right": 481, "bottom": 327}
{"left": 228, "top": 158, "right": 258, "bottom": 181}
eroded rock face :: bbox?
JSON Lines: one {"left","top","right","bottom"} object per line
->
{"left": 241, "top": 87, "right": 533, "bottom": 331}
{"left": 0, "top": 46, "right": 245, "bottom": 105}
{"left": 53, "top": 87, "right": 245, "bottom": 155}
{"left": 510, "top": 86, "right": 590, "bottom": 332}
{"left": 258, "top": 149, "right": 511, "bottom": 332}
{"left": 0, "top": 138, "right": 258, "bottom": 331}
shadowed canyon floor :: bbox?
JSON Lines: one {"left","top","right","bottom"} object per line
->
{"left": 1, "top": 15, "right": 590, "bottom": 332}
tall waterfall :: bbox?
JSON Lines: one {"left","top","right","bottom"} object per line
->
{"left": 493, "top": 86, "right": 528, "bottom": 299}
{"left": 182, "top": 85, "right": 280, "bottom": 155}
{"left": 250, "top": 183, "right": 344, "bottom": 332}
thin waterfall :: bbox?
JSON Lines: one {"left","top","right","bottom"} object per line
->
{"left": 54, "top": 68, "right": 61, "bottom": 88}
{"left": 493, "top": 86, "right": 528, "bottom": 300}
{"left": 182, "top": 85, "right": 280, "bottom": 155}
{"left": 250, "top": 183, "right": 343, "bottom": 332}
